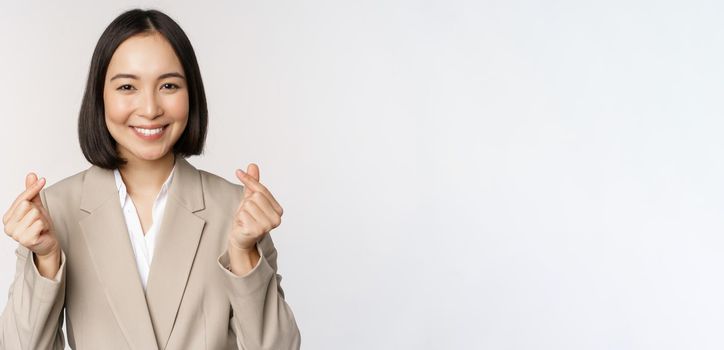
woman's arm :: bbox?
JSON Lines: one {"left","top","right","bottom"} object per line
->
{"left": 220, "top": 164, "right": 300, "bottom": 349}
{"left": 1, "top": 183, "right": 67, "bottom": 349}
{"left": 218, "top": 234, "right": 301, "bottom": 350}
{"left": 0, "top": 245, "right": 67, "bottom": 350}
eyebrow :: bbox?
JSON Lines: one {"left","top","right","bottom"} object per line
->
{"left": 110, "top": 72, "right": 186, "bottom": 81}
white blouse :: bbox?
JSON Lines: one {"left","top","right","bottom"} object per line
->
{"left": 113, "top": 162, "right": 177, "bottom": 290}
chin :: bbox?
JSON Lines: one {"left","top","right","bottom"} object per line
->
{"left": 140, "top": 151, "right": 170, "bottom": 161}
{"left": 125, "top": 147, "right": 171, "bottom": 162}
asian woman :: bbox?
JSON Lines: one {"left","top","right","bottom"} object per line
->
{"left": 0, "top": 8, "right": 300, "bottom": 350}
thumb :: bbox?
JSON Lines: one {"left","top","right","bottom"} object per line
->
{"left": 25, "top": 172, "right": 38, "bottom": 189}
{"left": 242, "top": 163, "right": 260, "bottom": 198}
{"left": 246, "top": 163, "right": 260, "bottom": 182}
{"left": 25, "top": 172, "right": 45, "bottom": 207}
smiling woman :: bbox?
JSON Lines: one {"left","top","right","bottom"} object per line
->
{"left": 103, "top": 32, "right": 190, "bottom": 162}
{"left": 1, "top": 8, "right": 300, "bottom": 350}
{"left": 78, "top": 10, "right": 206, "bottom": 170}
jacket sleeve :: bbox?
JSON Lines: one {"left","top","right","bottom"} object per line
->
{"left": 217, "top": 234, "right": 301, "bottom": 350}
{"left": 0, "top": 245, "right": 67, "bottom": 350}
{"left": 0, "top": 188, "right": 67, "bottom": 350}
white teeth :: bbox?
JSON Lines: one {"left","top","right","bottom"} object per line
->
{"left": 133, "top": 126, "right": 164, "bottom": 136}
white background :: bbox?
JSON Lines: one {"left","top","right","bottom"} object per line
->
{"left": 1, "top": 1, "right": 724, "bottom": 349}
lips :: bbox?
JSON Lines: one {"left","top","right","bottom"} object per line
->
{"left": 130, "top": 124, "right": 168, "bottom": 140}
{"left": 132, "top": 124, "right": 168, "bottom": 129}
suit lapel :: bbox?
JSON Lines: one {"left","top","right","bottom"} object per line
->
{"left": 79, "top": 161, "right": 159, "bottom": 349}
{"left": 144, "top": 156, "right": 206, "bottom": 349}
{"left": 78, "top": 155, "right": 207, "bottom": 350}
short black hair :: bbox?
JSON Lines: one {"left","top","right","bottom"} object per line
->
{"left": 78, "top": 8, "right": 207, "bottom": 169}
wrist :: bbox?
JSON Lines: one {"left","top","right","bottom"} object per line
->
{"left": 227, "top": 235, "right": 256, "bottom": 253}
{"left": 226, "top": 236, "right": 260, "bottom": 276}
{"left": 36, "top": 245, "right": 61, "bottom": 260}
{"left": 33, "top": 247, "right": 61, "bottom": 280}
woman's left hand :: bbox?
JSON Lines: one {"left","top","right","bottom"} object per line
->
{"left": 229, "top": 163, "right": 284, "bottom": 252}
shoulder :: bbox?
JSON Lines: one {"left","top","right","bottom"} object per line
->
{"left": 197, "top": 168, "right": 243, "bottom": 204}
{"left": 40, "top": 167, "right": 89, "bottom": 207}
{"left": 198, "top": 169, "right": 243, "bottom": 193}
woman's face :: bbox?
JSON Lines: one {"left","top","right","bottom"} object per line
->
{"left": 103, "top": 31, "right": 189, "bottom": 163}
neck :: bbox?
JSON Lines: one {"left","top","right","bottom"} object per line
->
{"left": 117, "top": 151, "right": 176, "bottom": 197}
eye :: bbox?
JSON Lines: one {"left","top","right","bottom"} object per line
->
{"left": 116, "top": 84, "right": 135, "bottom": 91}
{"left": 161, "top": 83, "right": 179, "bottom": 90}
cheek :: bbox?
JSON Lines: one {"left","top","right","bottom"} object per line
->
{"left": 104, "top": 95, "right": 134, "bottom": 124}
{"left": 161, "top": 92, "right": 190, "bottom": 122}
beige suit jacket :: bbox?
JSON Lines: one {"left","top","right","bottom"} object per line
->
{"left": 0, "top": 155, "right": 301, "bottom": 349}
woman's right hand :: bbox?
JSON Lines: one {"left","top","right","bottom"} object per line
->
{"left": 2, "top": 173, "right": 60, "bottom": 275}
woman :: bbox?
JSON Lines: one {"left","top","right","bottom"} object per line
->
{"left": 0, "top": 9, "right": 300, "bottom": 350}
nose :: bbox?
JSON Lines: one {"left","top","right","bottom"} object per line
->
{"left": 137, "top": 89, "right": 163, "bottom": 119}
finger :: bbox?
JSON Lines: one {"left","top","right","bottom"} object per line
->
{"left": 19, "top": 207, "right": 43, "bottom": 231}
{"left": 235, "top": 169, "right": 261, "bottom": 197}
{"left": 25, "top": 172, "right": 38, "bottom": 189}
{"left": 235, "top": 206, "right": 261, "bottom": 234}
{"left": 4, "top": 179, "right": 38, "bottom": 224}
{"left": 6, "top": 200, "right": 33, "bottom": 228}
{"left": 3, "top": 198, "right": 23, "bottom": 227}
{"left": 232, "top": 208, "right": 263, "bottom": 249}
{"left": 20, "top": 220, "right": 46, "bottom": 248}
{"left": 3, "top": 202, "right": 22, "bottom": 235}
{"left": 6, "top": 196, "right": 45, "bottom": 228}
{"left": 247, "top": 192, "right": 281, "bottom": 228}
{"left": 24, "top": 173, "right": 44, "bottom": 206}
{"left": 241, "top": 199, "right": 274, "bottom": 233}
{"left": 4, "top": 176, "right": 45, "bottom": 224}
{"left": 28, "top": 219, "right": 49, "bottom": 238}
{"left": 35, "top": 215, "right": 50, "bottom": 233}
{"left": 26, "top": 173, "right": 46, "bottom": 208}
{"left": 14, "top": 208, "right": 43, "bottom": 241}
{"left": 247, "top": 163, "right": 260, "bottom": 182}
{"left": 234, "top": 169, "right": 283, "bottom": 216}
{"left": 3, "top": 200, "right": 26, "bottom": 235}
{"left": 242, "top": 163, "right": 259, "bottom": 199}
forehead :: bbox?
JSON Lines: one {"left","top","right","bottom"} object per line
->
{"left": 106, "top": 32, "right": 183, "bottom": 78}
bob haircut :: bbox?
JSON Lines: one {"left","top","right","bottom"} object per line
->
{"left": 78, "top": 9, "right": 207, "bottom": 169}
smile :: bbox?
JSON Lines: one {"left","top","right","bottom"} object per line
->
{"left": 130, "top": 125, "right": 168, "bottom": 140}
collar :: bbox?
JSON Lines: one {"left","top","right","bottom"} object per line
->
{"left": 112, "top": 158, "right": 177, "bottom": 207}
{"left": 80, "top": 153, "right": 205, "bottom": 213}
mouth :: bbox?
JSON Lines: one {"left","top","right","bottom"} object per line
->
{"left": 129, "top": 124, "right": 169, "bottom": 140}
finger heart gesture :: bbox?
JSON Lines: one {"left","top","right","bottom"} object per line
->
{"left": 2, "top": 173, "right": 59, "bottom": 258}
{"left": 229, "top": 163, "right": 284, "bottom": 251}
